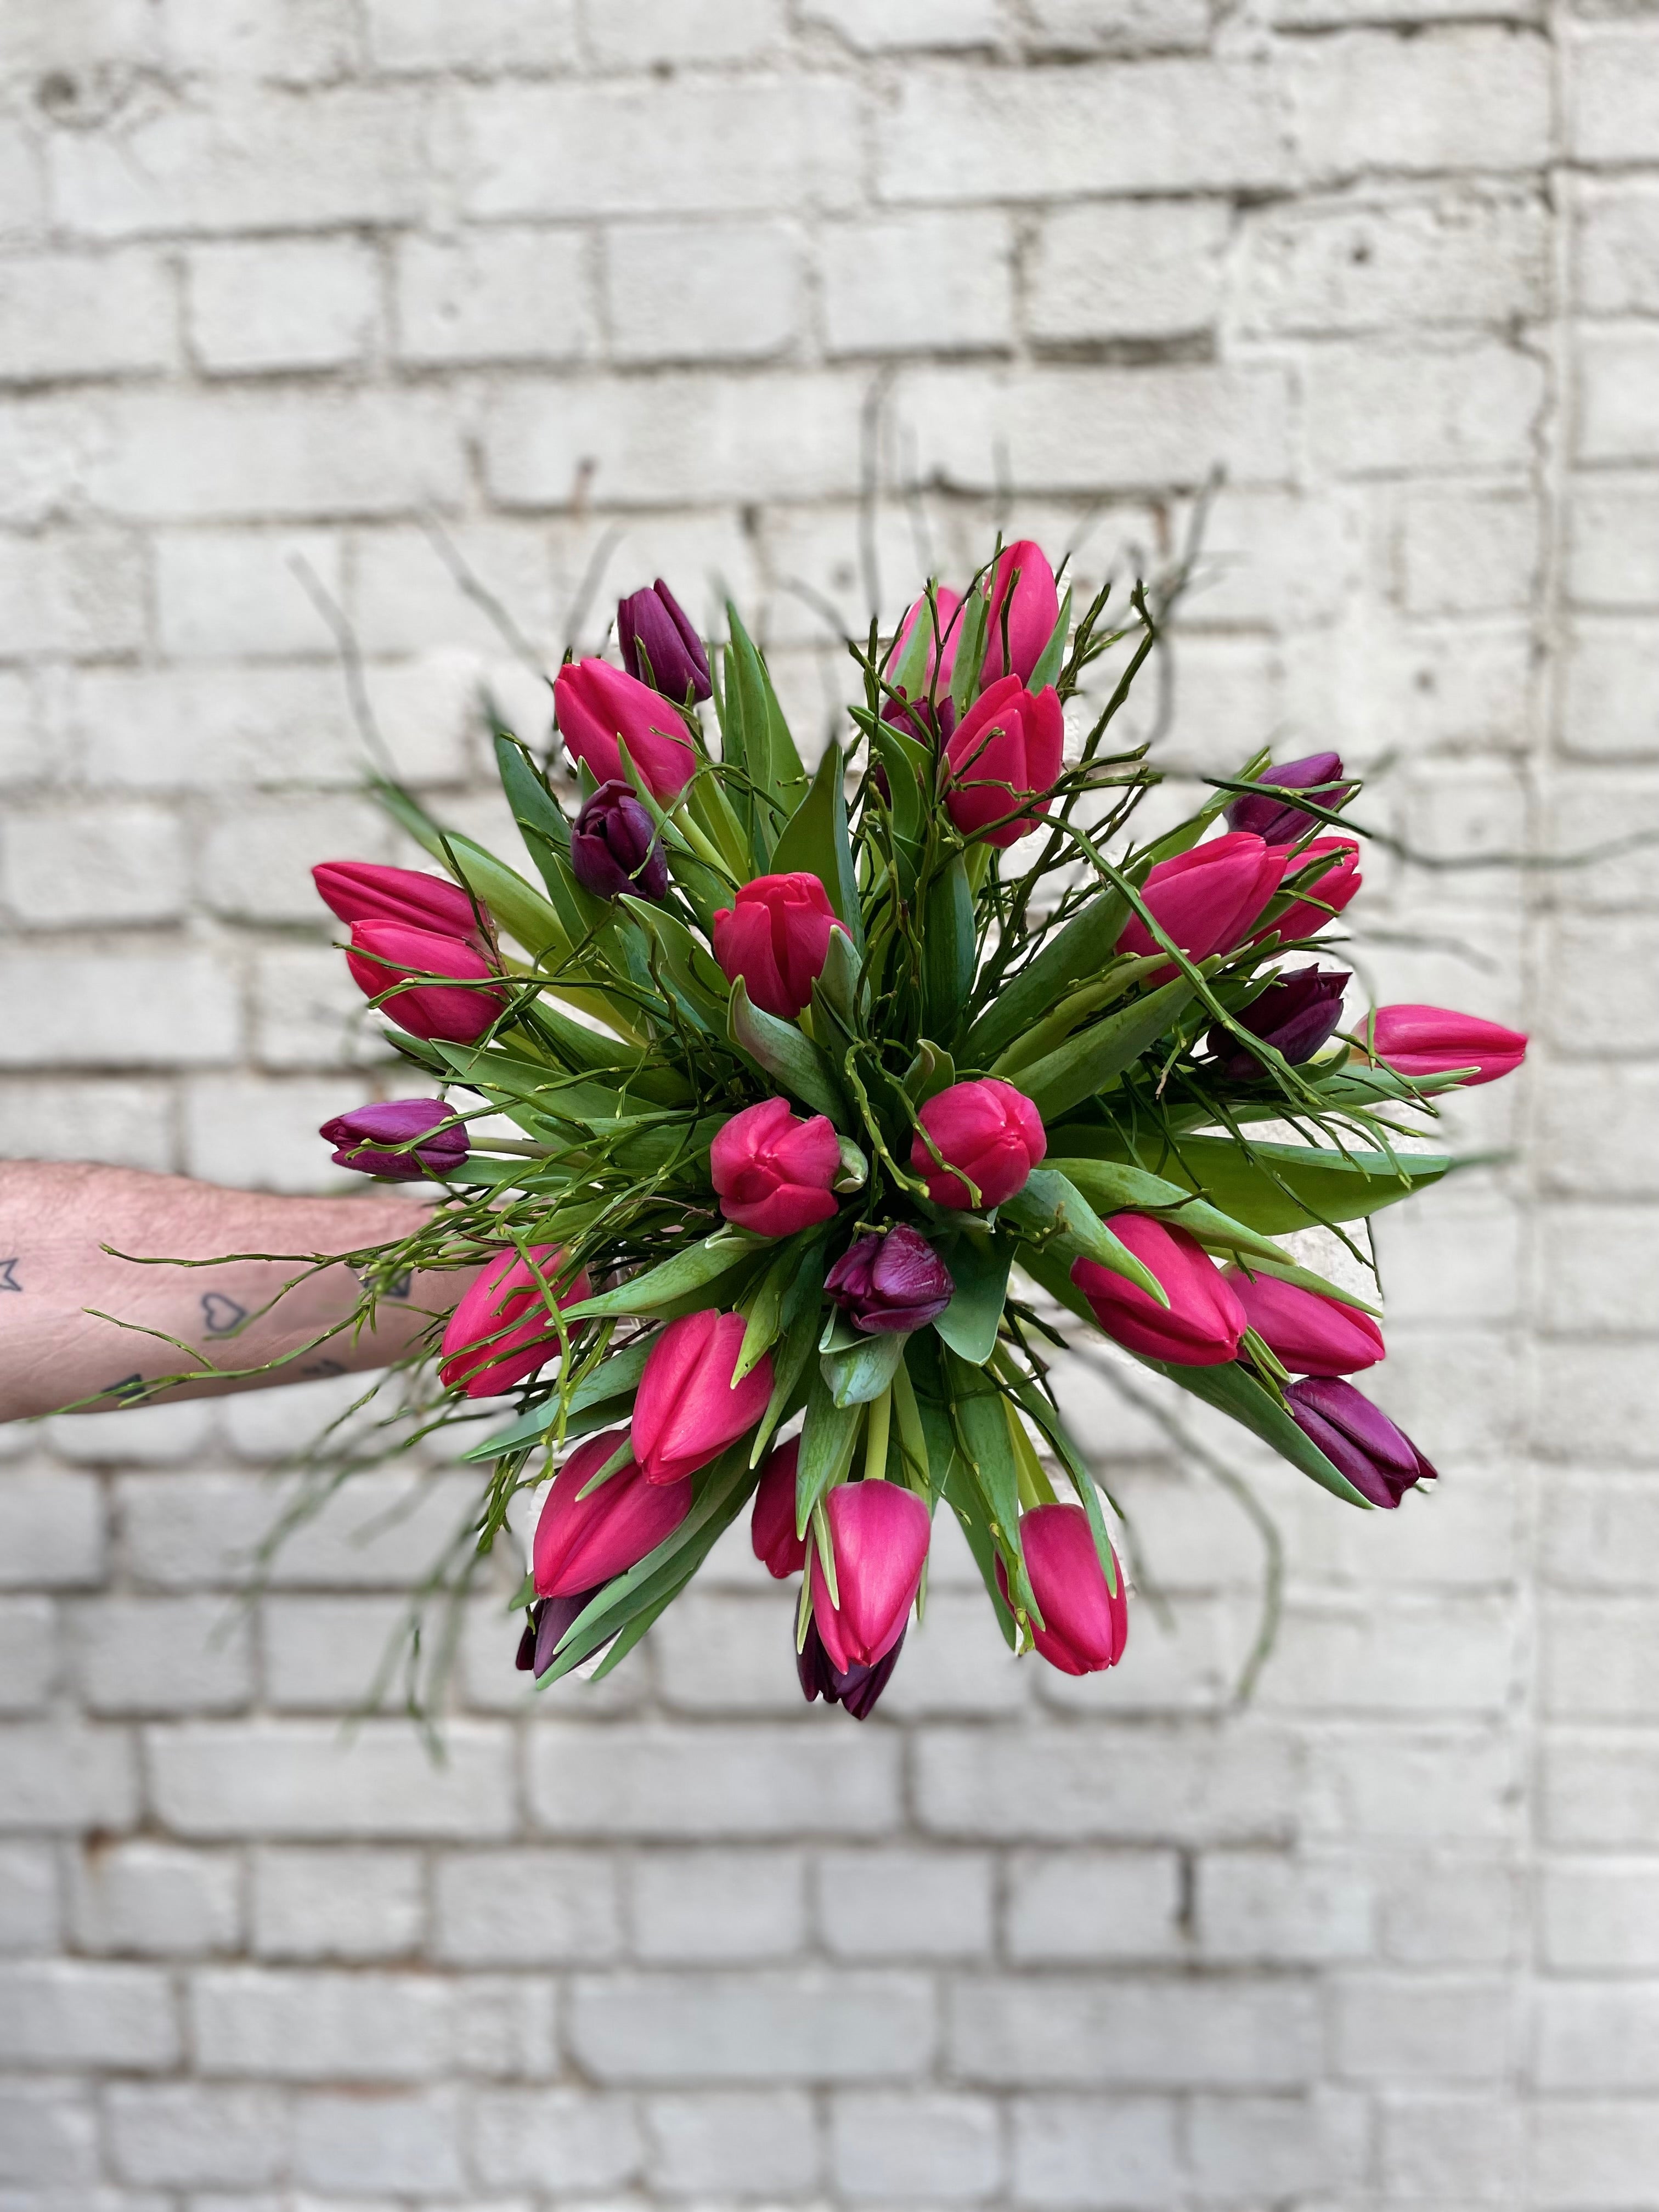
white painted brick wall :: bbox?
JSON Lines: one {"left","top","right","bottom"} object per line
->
{"left": 0, "top": 8, "right": 1654, "bottom": 2207}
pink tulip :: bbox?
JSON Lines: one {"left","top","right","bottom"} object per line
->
{"left": 314, "top": 861, "right": 486, "bottom": 947}
{"left": 1261, "top": 836, "right": 1362, "bottom": 946}
{"left": 552, "top": 657, "right": 697, "bottom": 802}
{"left": 1073, "top": 1217, "right": 1246, "bottom": 1367}
{"left": 943, "top": 675, "right": 1064, "bottom": 848}
{"left": 439, "top": 1245, "right": 591, "bottom": 1397}
{"left": 751, "top": 1437, "right": 806, "bottom": 1578}
{"left": 1366, "top": 1005, "right": 1528, "bottom": 1088}
{"left": 1224, "top": 1267, "right": 1384, "bottom": 1376}
{"left": 711, "top": 1098, "right": 841, "bottom": 1238}
{"left": 893, "top": 585, "right": 966, "bottom": 695}
{"left": 979, "top": 539, "right": 1060, "bottom": 686}
{"left": 712, "top": 873, "right": 850, "bottom": 1022}
{"left": 1116, "top": 832, "right": 1288, "bottom": 968}
{"left": 996, "top": 1503, "right": 1128, "bottom": 1676}
{"left": 810, "top": 1481, "right": 931, "bottom": 1673}
{"left": 631, "top": 1310, "right": 775, "bottom": 1486}
{"left": 911, "top": 1077, "right": 1046, "bottom": 1211}
{"left": 346, "top": 921, "right": 507, "bottom": 1045}
{"left": 533, "top": 1427, "right": 692, "bottom": 1598}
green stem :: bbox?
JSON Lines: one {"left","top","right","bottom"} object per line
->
{"left": 863, "top": 1387, "right": 892, "bottom": 1483}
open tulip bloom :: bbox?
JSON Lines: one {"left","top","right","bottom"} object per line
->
{"left": 256, "top": 535, "right": 1526, "bottom": 1715}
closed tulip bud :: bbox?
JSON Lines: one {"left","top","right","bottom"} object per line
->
{"left": 533, "top": 1427, "right": 693, "bottom": 1598}
{"left": 552, "top": 657, "right": 697, "bottom": 802}
{"left": 893, "top": 584, "right": 966, "bottom": 695}
{"left": 1224, "top": 1268, "right": 1384, "bottom": 1376}
{"left": 617, "top": 578, "right": 712, "bottom": 704}
{"left": 440, "top": 1245, "right": 590, "bottom": 1398}
{"left": 711, "top": 1098, "right": 840, "bottom": 1238}
{"left": 516, "top": 1591, "right": 599, "bottom": 1677}
{"left": 1117, "top": 832, "right": 1287, "bottom": 973}
{"left": 1262, "top": 836, "right": 1362, "bottom": 946}
{"left": 797, "top": 1614, "right": 905, "bottom": 1720}
{"left": 752, "top": 1437, "right": 807, "bottom": 1578}
{"left": 995, "top": 1503, "right": 1128, "bottom": 1676}
{"left": 911, "top": 1076, "right": 1047, "bottom": 1211}
{"left": 979, "top": 538, "right": 1060, "bottom": 687}
{"left": 1286, "top": 1375, "right": 1436, "bottom": 1508}
{"left": 882, "top": 688, "right": 956, "bottom": 749}
{"left": 1225, "top": 752, "right": 1353, "bottom": 845}
{"left": 631, "top": 1310, "right": 774, "bottom": 1486}
{"left": 825, "top": 1225, "right": 953, "bottom": 1335}
{"left": 810, "top": 1480, "right": 932, "bottom": 1673}
{"left": 313, "top": 860, "right": 486, "bottom": 947}
{"left": 1365, "top": 1005, "right": 1528, "bottom": 1089}
{"left": 712, "top": 872, "right": 850, "bottom": 1022}
{"left": 943, "top": 675, "right": 1064, "bottom": 847}
{"left": 1209, "top": 966, "right": 1350, "bottom": 1080}
{"left": 1073, "top": 1217, "right": 1247, "bottom": 1367}
{"left": 319, "top": 1098, "right": 469, "bottom": 1181}
{"left": 569, "top": 778, "right": 669, "bottom": 902}
{"left": 345, "top": 921, "right": 507, "bottom": 1046}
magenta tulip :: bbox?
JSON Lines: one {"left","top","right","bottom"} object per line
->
{"left": 752, "top": 1437, "right": 806, "bottom": 1578}
{"left": 712, "top": 872, "right": 850, "bottom": 1022}
{"left": 1073, "top": 1217, "right": 1246, "bottom": 1367}
{"left": 809, "top": 1481, "right": 932, "bottom": 1673}
{"left": 893, "top": 585, "right": 966, "bottom": 696}
{"left": 911, "top": 1077, "right": 1046, "bottom": 1211}
{"left": 1285, "top": 1375, "right": 1437, "bottom": 1508}
{"left": 1224, "top": 1267, "right": 1384, "bottom": 1376}
{"left": 617, "top": 578, "right": 712, "bottom": 704}
{"left": 631, "top": 1310, "right": 774, "bottom": 1486}
{"left": 1117, "top": 832, "right": 1288, "bottom": 968}
{"left": 1365, "top": 1005, "right": 1528, "bottom": 1089}
{"left": 1225, "top": 752, "right": 1354, "bottom": 845}
{"left": 314, "top": 861, "right": 486, "bottom": 947}
{"left": 1262, "top": 836, "right": 1362, "bottom": 946}
{"left": 552, "top": 657, "right": 697, "bottom": 802}
{"left": 346, "top": 921, "right": 507, "bottom": 1045}
{"left": 943, "top": 675, "right": 1064, "bottom": 847}
{"left": 711, "top": 1098, "right": 840, "bottom": 1238}
{"left": 825, "top": 1226, "right": 954, "bottom": 1335}
{"left": 979, "top": 539, "right": 1060, "bottom": 686}
{"left": 319, "top": 1098, "right": 469, "bottom": 1181}
{"left": 439, "top": 1245, "right": 590, "bottom": 1397}
{"left": 996, "top": 1503, "right": 1128, "bottom": 1676}
{"left": 533, "top": 1427, "right": 692, "bottom": 1598}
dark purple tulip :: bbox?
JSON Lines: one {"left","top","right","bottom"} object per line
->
{"left": 570, "top": 779, "right": 669, "bottom": 902}
{"left": 1285, "top": 1376, "right": 1437, "bottom": 1509}
{"left": 1226, "top": 752, "right": 1354, "bottom": 846}
{"left": 1210, "top": 966, "right": 1350, "bottom": 1080}
{"left": 516, "top": 1589, "right": 603, "bottom": 1677}
{"left": 797, "top": 1616, "right": 905, "bottom": 1720}
{"left": 825, "top": 1225, "right": 953, "bottom": 1336}
{"left": 319, "top": 1098, "right": 469, "bottom": 1181}
{"left": 881, "top": 690, "right": 957, "bottom": 749}
{"left": 617, "top": 579, "right": 712, "bottom": 704}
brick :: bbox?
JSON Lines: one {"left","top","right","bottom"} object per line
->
{"left": 349, "top": 519, "right": 557, "bottom": 658}
{"left": 1543, "top": 1859, "right": 1659, "bottom": 1970}
{"left": 0, "top": 529, "right": 148, "bottom": 659}
{"left": 365, "top": 0, "right": 577, "bottom": 70}
{"left": 1579, "top": 330, "right": 1659, "bottom": 465}
{"left": 1545, "top": 1475, "right": 1659, "bottom": 1587}
{"left": 1290, "top": 27, "right": 1551, "bottom": 177}
{"left": 0, "top": 1841, "right": 59, "bottom": 1951}
{"left": 395, "top": 227, "right": 591, "bottom": 366}
{"left": 191, "top": 1967, "right": 452, "bottom": 2079}
{"left": 0, "top": 1960, "right": 178, "bottom": 2068}
{"left": 645, "top": 2089, "right": 817, "bottom": 2195}
{"left": 253, "top": 1845, "right": 425, "bottom": 1959}
{"left": 528, "top": 1722, "right": 901, "bottom": 1837}
{"left": 69, "top": 1840, "right": 240, "bottom": 1956}
{"left": 1022, "top": 0, "right": 1211, "bottom": 47}
{"left": 1379, "top": 1857, "right": 1519, "bottom": 1966}
{"left": 148, "top": 1719, "right": 516, "bottom": 1839}
{"left": 74, "top": 669, "right": 363, "bottom": 793}
{"left": 1578, "top": 184, "right": 1659, "bottom": 315}
{"left": 1561, "top": 618, "right": 1659, "bottom": 758}
{"left": 262, "top": 1594, "right": 410, "bottom": 1708}
{"left": 1307, "top": 341, "right": 1545, "bottom": 474}
{"left": 1261, "top": 1595, "right": 1518, "bottom": 1718}
{"left": 1028, "top": 199, "right": 1228, "bottom": 345}
{"left": 608, "top": 221, "right": 800, "bottom": 365}
{"left": 1546, "top": 1593, "right": 1659, "bottom": 1721}
{"left": 200, "top": 794, "right": 387, "bottom": 922}
{"left": 1010, "top": 2095, "right": 1181, "bottom": 2209}
{"left": 293, "top": 2086, "right": 466, "bottom": 2194}
{"left": 1397, "top": 485, "right": 1542, "bottom": 615}
{"left": 1532, "top": 2097, "right": 1659, "bottom": 2207}
{"left": 0, "top": 1078, "right": 173, "bottom": 1171}
{"left": 1331, "top": 1972, "right": 1510, "bottom": 2081}
{"left": 1542, "top": 1207, "right": 1659, "bottom": 1336}
{"left": 0, "top": 0, "right": 157, "bottom": 75}
{"left": 572, "top": 1970, "right": 935, "bottom": 2083}
{"left": 1301, "top": 1725, "right": 1521, "bottom": 1843}
{"left": 2, "top": 806, "right": 187, "bottom": 928}
{"left": 1536, "top": 1341, "right": 1658, "bottom": 1462}
{"left": 47, "top": 1399, "right": 216, "bottom": 1470}
{"left": 1569, "top": 26, "right": 1659, "bottom": 161}
{"left": 0, "top": 1595, "right": 54, "bottom": 1711}
{"left": 585, "top": 0, "right": 785, "bottom": 65}
{"left": 631, "top": 1847, "right": 806, "bottom": 1962}
{"left": 156, "top": 526, "right": 343, "bottom": 658}
{"left": 832, "top": 2091, "right": 1002, "bottom": 2202}
{"left": 949, "top": 1976, "right": 1319, "bottom": 2087}
{"left": 0, "top": 1721, "right": 139, "bottom": 1831}
{"left": 1543, "top": 772, "right": 1659, "bottom": 908}
{"left": 822, "top": 212, "right": 1014, "bottom": 357}
{"left": 0, "top": 949, "right": 239, "bottom": 1071}
{"left": 818, "top": 1847, "right": 994, "bottom": 1961}
{"left": 187, "top": 238, "right": 379, "bottom": 375}
{"left": 185, "top": 1072, "right": 385, "bottom": 1189}
{"left": 1190, "top": 2091, "right": 1368, "bottom": 2197}
{"left": 467, "top": 2087, "right": 642, "bottom": 2193}
{"left": 1544, "top": 1731, "right": 1659, "bottom": 1846}
{"left": 0, "top": 2083, "right": 99, "bottom": 2190}
{"left": 1539, "top": 1982, "right": 1659, "bottom": 2090}
{"left": 803, "top": 0, "right": 1001, "bottom": 48}
{"left": 1545, "top": 918, "right": 1659, "bottom": 1055}
{"left": 0, "top": 251, "right": 174, "bottom": 383}
{"left": 1199, "top": 1852, "right": 1374, "bottom": 1963}
{"left": 0, "top": 1472, "right": 105, "bottom": 1587}
{"left": 105, "top": 2084, "right": 286, "bottom": 2189}
{"left": 652, "top": 1589, "right": 845, "bottom": 1716}
{"left": 1006, "top": 1849, "right": 1183, "bottom": 1963}
{"left": 433, "top": 1848, "right": 617, "bottom": 1965}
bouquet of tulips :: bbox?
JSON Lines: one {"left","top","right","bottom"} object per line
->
{"left": 309, "top": 540, "right": 1526, "bottom": 1717}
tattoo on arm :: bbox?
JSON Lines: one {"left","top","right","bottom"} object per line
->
{"left": 103, "top": 1374, "right": 146, "bottom": 1403}
{"left": 0, "top": 1259, "right": 19, "bottom": 1291}
{"left": 301, "top": 1358, "right": 347, "bottom": 1378}
{"left": 201, "top": 1292, "right": 248, "bottom": 1336}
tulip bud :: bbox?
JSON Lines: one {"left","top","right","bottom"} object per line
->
{"left": 1209, "top": 966, "right": 1349, "bottom": 1080}
{"left": 439, "top": 1244, "right": 591, "bottom": 1398}
{"left": 313, "top": 861, "right": 486, "bottom": 947}
{"left": 711, "top": 1098, "right": 840, "bottom": 1239}
{"left": 1224, "top": 1268, "right": 1384, "bottom": 1376}
{"left": 995, "top": 1503, "right": 1128, "bottom": 1676}
{"left": 1364, "top": 1005, "right": 1527, "bottom": 1089}
{"left": 1224, "top": 752, "right": 1353, "bottom": 845}
{"left": 1261, "top": 836, "right": 1362, "bottom": 947}
{"left": 711, "top": 872, "right": 850, "bottom": 1022}
{"left": 1073, "top": 1217, "right": 1246, "bottom": 1367}
{"left": 797, "top": 1614, "right": 905, "bottom": 1720}
{"left": 825, "top": 1225, "right": 953, "bottom": 1336}
{"left": 893, "top": 585, "right": 966, "bottom": 696}
{"left": 345, "top": 921, "right": 507, "bottom": 1046}
{"left": 809, "top": 1480, "right": 932, "bottom": 1673}
{"left": 517, "top": 1590, "right": 598, "bottom": 1677}
{"left": 319, "top": 1098, "right": 469, "bottom": 1181}
{"left": 911, "top": 1077, "right": 1046, "bottom": 1211}
{"left": 569, "top": 778, "right": 669, "bottom": 903}
{"left": 1285, "top": 1375, "right": 1436, "bottom": 1508}
{"left": 882, "top": 689, "right": 956, "bottom": 750}
{"left": 631, "top": 1310, "right": 774, "bottom": 1486}
{"left": 552, "top": 657, "right": 697, "bottom": 802}
{"left": 979, "top": 539, "right": 1060, "bottom": 687}
{"left": 1116, "top": 832, "right": 1288, "bottom": 968}
{"left": 617, "top": 578, "right": 712, "bottom": 704}
{"left": 752, "top": 1437, "right": 807, "bottom": 1578}
{"left": 533, "top": 1427, "right": 692, "bottom": 1598}
{"left": 942, "top": 675, "right": 1064, "bottom": 847}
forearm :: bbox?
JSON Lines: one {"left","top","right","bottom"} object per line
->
{"left": 0, "top": 1163, "right": 471, "bottom": 1423}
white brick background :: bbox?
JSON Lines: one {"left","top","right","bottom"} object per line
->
{"left": 0, "top": 1, "right": 1655, "bottom": 2206}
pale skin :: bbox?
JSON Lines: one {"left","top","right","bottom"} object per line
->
{"left": 0, "top": 1162, "right": 473, "bottom": 1425}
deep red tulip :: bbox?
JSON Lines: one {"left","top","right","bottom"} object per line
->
{"left": 911, "top": 1076, "right": 1046, "bottom": 1211}
{"left": 319, "top": 1098, "right": 469, "bottom": 1181}
{"left": 345, "top": 921, "right": 507, "bottom": 1045}
{"left": 1262, "top": 836, "right": 1362, "bottom": 946}
{"left": 825, "top": 1226, "right": 954, "bottom": 1335}
{"left": 1225, "top": 752, "right": 1354, "bottom": 845}
{"left": 1073, "top": 1217, "right": 1246, "bottom": 1367}
{"left": 313, "top": 861, "right": 485, "bottom": 947}
{"left": 617, "top": 578, "right": 712, "bottom": 704}
{"left": 631, "top": 1310, "right": 774, "bottom": 1486}
{"left": 1365, "top": 1005, "right": 1528, "bottom": 1088}
{"left": 1285, "top": 1375, "right": 1437, "bottom": 1508}
{"left": 996, "top": 1503, "right": 1128, "bottom": 1676}
{"left": 552, "top": 657, "right": 697, "bottom": 802}
{"left": 1224, "top": 1267, "right": 1384, "bottom": 1376}
{"left": 439, "top": 1245, "right": 590, "bottom": 1398}
{"left": 752, "top": 1437, "right": 806, "bottom": 1578}
{"left": 1116, "top": 832, "right": 1288, "bottom": 968}
{"left": 712, "top": 873, "right": 850, "bottom": 1022}
{"left": 943, "top": 675, "right": 1064, "bottom": 847}
{"left": 810, "top": 1481, "right": 931, "bottom": 1673}
{"left": 711, "top": 1098, "right": 841, "bottom": 1238}
{"left": 979, "top": 539, "right": 1060, "bottom": 686}
{"left": 797, "top": 1614, "right": 905, "bottom": 1719}
{"left": 893, "top": 585, "right": 966, "bottom": 695}
{"left": 533, "top": 1427, "right": 692, "bottom": 1598}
